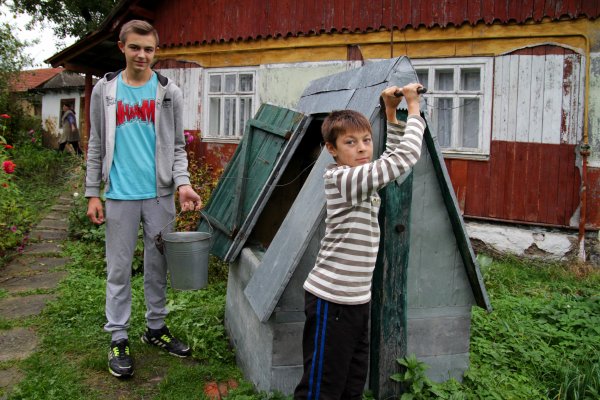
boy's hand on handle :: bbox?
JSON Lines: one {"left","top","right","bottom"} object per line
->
{"left": 381, "top": 83, "right": 423, "bottom": 123}
{"left": 87, "top": 197, "right": 105, "bottom": 225}
{"left": 178, "top": 184, "right": 202, "bottom": 211}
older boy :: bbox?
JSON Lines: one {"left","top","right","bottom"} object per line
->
{"left": 85, "top": 20, "right": 202, "bottom": 378}
{"left": 294, "top": 84, "right": 426, "bottom": 399}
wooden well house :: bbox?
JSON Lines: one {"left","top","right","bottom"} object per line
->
{"left": 199, "top": 57, "right": 491, "bottom": 398}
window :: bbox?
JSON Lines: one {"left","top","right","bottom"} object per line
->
{"left": 204, "top": 68, "right": 257, "bottom": 140}
{"left": 412, "top": 58, "right": 493, "bottom": 157}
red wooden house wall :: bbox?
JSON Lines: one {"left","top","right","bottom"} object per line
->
{"left": 154, "top": 0, "right": 599, "bottom": 47}
{"left": 150, "top": 0, "right": 600, "bottom": 228}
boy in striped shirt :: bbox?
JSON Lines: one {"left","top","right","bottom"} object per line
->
{"left": 294, "top": 83, "right": 426, "bottom": 400}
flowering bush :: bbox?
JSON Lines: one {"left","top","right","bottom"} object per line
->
{"left": 0, "top": 115, "right": 78, "bottom": 255}
{"left": 2, "top": 160, "right": 15, "bottom": 174}
{"left": 184, "top": 130, "right": 195, "bottom": 145}
{"left": 175, "top": 150, "right": 221, "bottom": 232}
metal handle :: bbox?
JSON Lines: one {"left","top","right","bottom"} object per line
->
{"left": 393, "top": 86, "right": 428, "bottom": 97}
{"left": 158, "top": 209, "right": 213, "bottom": 235}
{"left": 199, "top": 211, "right": 213, "bottom": 235}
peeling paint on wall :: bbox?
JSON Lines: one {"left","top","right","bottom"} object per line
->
{"left": 258, "top": 62, "right": 348, "bottom": 109}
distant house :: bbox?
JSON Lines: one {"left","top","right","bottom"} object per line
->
{"left": 9, "top": 68, "right": 63, "bottom": 118}
{"left": 30, "top": 71, "right": 92, "bottom": 149}
{"left": 46, "top": 1, "right": 600, "bottom": 239}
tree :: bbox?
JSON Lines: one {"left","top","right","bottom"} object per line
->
{"left": 8, "top": 0, "right": 117, "bottom": 39}
{"left": 0, "top": 16, "right": 31, "bottom": 112}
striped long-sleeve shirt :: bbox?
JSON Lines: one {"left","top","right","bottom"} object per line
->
{"left": 303, "top": 115, "right": 426, "bottom": 305}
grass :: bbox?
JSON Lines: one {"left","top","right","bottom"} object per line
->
{"left": 1, "top": 149, "right": 599, "bottom": 399}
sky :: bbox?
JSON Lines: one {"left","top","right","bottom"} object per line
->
{"left": 1, "top": 3, "right": 77, "bottom": 69}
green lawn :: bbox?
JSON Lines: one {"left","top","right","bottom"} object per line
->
{"left": 1, "top": 149, "right": 599, "bottom": 399}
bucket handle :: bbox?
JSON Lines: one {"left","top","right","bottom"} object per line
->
{"left": 158, "top": 210, "right": 213, "bottom": 236}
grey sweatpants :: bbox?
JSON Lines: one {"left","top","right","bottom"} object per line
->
{"left": 104, "top": 195, "right": 176, "bottom": 341}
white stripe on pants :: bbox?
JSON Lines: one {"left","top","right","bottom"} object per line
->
{"left": 104, "top": 194, "right": 176, "bottom": 341}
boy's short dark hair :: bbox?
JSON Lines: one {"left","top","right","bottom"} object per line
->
{"left": 119, "top": 20, "right": 159, "bottom": 45}
{"left": 321, "top": 110, "right": 372, "bottom": 146}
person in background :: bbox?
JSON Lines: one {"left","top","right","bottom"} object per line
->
{"left": 85, "top": 19, "right": 202, "bottom": 379}
{"left": 59, "top": 103, "right": 82, "bottom": 155}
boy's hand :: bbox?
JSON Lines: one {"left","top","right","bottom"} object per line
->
{"left": 381, "top": 86, "right": 403, "bottom": 123}
{"left": 401, "top": 83, "right": 423, "bottom": 116}
{"left": 86, "top": 197, "right": 105, "bottom": 225}
{"left": 381, "top": 83, "right": 423, "bottom": 123}
{"left": 178, "top": 185, "right": 202, "bottom": 211}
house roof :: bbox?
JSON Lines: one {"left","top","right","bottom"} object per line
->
{"left": 31, "top": 71, "right": 95, "bottom": 92}
{"left": 47, "top": 0, "right": 600, "bottom": 75}
{"left": 10, "top": 68, "right": 64, "bottom": 92}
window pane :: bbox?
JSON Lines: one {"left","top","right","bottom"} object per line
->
{"left": 209, "top": 97, "right": 221, "bottom": 135}
{"left": 435, "top": 98, "right": 453, "bottom": 147}
{"left": 224, "top": 98, "right": 237, "bottom": 136}
{"left": 416, "top": 70, "right": 428, "bottom": 88}
{"left": 225, "top": 74, "right": 236, "bottom": 93}
{"left": 209, "top": 75, "right": 221, "bottom": 93}
{"left": 460, "top": 98, "right": 480, "bottom": 148}
{"left": 239, "top": 74, "right": 253, "bottom": 92}
{"left": 435, "top": 69, "right": 454, "bottom": 91}
{"left": 461, "top": 68, "right": 480, "bottom": 91}
{"left": 239, "top": 97, "right": 253, "bottom": 135}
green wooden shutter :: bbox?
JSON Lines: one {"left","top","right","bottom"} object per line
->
{"left": 199, "top": 104, "right": 310, "bottom": 261}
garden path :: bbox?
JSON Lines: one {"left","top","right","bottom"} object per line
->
{"left": 0, "top": 193, "right": 72, "bottom": 397}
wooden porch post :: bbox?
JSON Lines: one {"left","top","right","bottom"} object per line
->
{"left": 83, "top": 73, "right": 93, "bottom": 154}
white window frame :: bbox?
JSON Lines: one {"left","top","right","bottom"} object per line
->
{"left": 202, "top": 67, "right": 258, "bottom": 143}
{"left": 412, "top": 57, "right": 493, "bottom": 159}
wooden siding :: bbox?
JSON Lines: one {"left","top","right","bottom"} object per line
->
{"left": 447, "top": 141, "right": 581, "bottom": 227}
{"left": 154, "top": 66, "right": 203, "bottom": 130}
{"left": 154, "top": 0, "right": 600, "bottom": 47}
{"left": 492, "top": 46, "right": 584, "bottom": 145}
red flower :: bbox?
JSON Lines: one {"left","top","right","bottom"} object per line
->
{"left": 2, "top": 160, "right": 16, "bottom": 174}
{"left": 1, "top": 183, "right": 8, "bottom": 188}
{"left": 4, "top": 145, "right": 13, "bottom": 149}
{"left": 0, "top": 114, "right": 10, "bottom": 119}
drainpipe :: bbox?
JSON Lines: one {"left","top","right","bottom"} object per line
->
{"left": 578, "top": 34, "right": 592, "bottom": 261}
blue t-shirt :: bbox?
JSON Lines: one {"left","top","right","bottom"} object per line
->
{"left": 106, "top": 72, "right": 158, "bottom": 200}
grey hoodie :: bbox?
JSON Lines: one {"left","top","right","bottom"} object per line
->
{"left": 85, "top": 70, "right": 191, "bottom": 198}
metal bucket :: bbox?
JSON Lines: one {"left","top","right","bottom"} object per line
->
{"left": 162, "top": 213, "right": 212, "bottom": 290}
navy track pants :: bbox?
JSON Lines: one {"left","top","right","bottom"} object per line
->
{"left": 294, "top": 291, "right": 370, "bottom": 400}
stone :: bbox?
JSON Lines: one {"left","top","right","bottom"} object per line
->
{"left": 0, "top": 328, "right": 38, "bottom": 362}
{"left": 0, "top": 294, "right": 57, "bottom": 319}
{"left": 29, "top": 229, "right": 68, "bottom": 241}
{"left": 43, "top": 213, "right": 68, "bottom": 221}
{"left": 0, "top": 271, "right": 68, "bottom": 293}
{"left": 2, "top": 257, "right": 71, "bottom": 277}
{"left": 37, "top": 219, "right": 69, "bottom": 230}
{"left": 50, "top": 204, "right": 70, "bottom": 212}
{"left": 21, "top": 242, "right": 63, "bottom": 256}
{"left": 0, "top": 367, "right": 24, "bottom": 395}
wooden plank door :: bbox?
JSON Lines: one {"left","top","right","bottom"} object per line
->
{"left": 199, "top": 104, "right": 309, "bottom": 261}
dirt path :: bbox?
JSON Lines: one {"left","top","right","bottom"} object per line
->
{"left": 0, "top": 193, "right": 72, "bottom": 397}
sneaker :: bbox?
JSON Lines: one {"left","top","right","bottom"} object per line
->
{"left": 141, "top": 326, "right": 191, "bottom": 358}
{"left": 108, "top": 338, "right": 134, "bottom": 378}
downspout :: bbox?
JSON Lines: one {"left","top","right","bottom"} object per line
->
{"left": 84, "top": 73, "right": 93, "bottom": 155}
{"left": 384, "top": 28, "right": 591, "bottom": 259}
{"left": 578, "top": 34, "right": 591, "bottom": 261}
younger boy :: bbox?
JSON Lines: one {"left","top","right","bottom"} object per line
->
{"left": 294, "top": 84, "right": 426, "bottom": 399}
